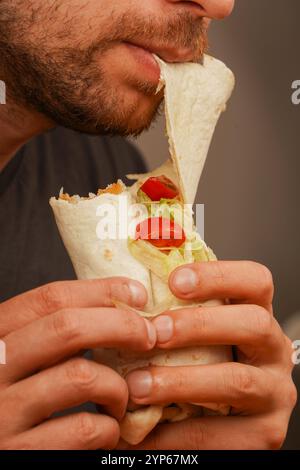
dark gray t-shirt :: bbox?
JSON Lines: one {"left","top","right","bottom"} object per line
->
{"left": 0, "top": 127, "right": 147, "bottom": 302}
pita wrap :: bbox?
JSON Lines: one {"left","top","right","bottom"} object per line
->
{"left": 50, "top": 54, "right": 235, "bottom": 446}
{"left": 155, "top": 55, "right": 235, "bottom": 204}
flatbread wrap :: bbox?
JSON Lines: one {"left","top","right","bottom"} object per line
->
{"left": 50, "top": 54, "right": 235, "bottom": 445}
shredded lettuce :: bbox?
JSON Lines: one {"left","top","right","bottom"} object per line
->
{"left": 181, "top": 239, "right": 217, "bottom": 262}
{"left": 151, "top": 202, "right": 183, "bottom": 222}
{"left": 130, "top": 191, "right": 217, "bottom": 279}
{"left": 136, "top": 189, "right": 181, "bottom": 206}
{"left": 189, "top": 239, "right": 209, "bottom": 262}
{"left": 136, "top": 190, "right": 184, "bottom": 220}
{"left": 128, "top": 234, "right": 217, "bottom": 283}
{"left": 136, "top": 189, "right": 152, "bottom": 205}
{"left": 158, "top": 198, "right": 181, "bottom": 205}
{"left": 128, "top": 239, "right": 185, "bottom": 281}
{"left": 167, "top": 248, "right": 186, "bottom": 272}
{"left": 207, "top": 247, "right": 217, "bottom": 261}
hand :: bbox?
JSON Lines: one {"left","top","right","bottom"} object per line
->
{"left": 0, "top": 278, "right": 156, "bottom": 449}
{"left": 125, "top": 261, "right": 297, "bottom": 450}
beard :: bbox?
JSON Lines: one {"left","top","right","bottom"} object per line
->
{"left": 0, "top": 5, "right": 208, "bottom": 136}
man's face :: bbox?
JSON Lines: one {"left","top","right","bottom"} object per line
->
{"left": 0, "top": 1, "right": 213, "bottom": 136}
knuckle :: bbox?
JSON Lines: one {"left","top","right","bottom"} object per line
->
{"left": 74, "top": 413, "right": 101, "bottom": 446}
{"left": 180, "top": 420, "right": 206, "bottom": 449}
{"left": 122, "top": 312, "right": 148, "bottom": 348}
{"left": 249, "top": 305, "right": 273, "bottom": 343}
{"left": 102, "top": 278, "right": 117, "bottom": 301}
{"left": 228, "top": 364, "right": 256, "bottom": 398}
{"left": 66, "top": 359, "right": 98, "bottom": 392}
{"left": 52, "top": 308, "right": 82, "bottom": 342}
{"left": 73, "top": 413, "right": 120, "bottom": 450}
{"left": 191, "top": 308, "right": 210, "bottom": 336}
{"left": 105, "top": 278, "right": 131, "bottom": 303}
{"left": 38, "top": 282, "right": 70, "bottom": 313}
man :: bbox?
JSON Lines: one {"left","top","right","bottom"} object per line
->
{"left": 0, "top": 0, "right": 296, "bottom": 450}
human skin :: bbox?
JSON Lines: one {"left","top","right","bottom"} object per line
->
{"left": 124, "top": 262, "right": 297, "bottom": 449}
{"left": 0, "top": 0, "right": 231, "bottom": 169}
{"left": 0, "top": 264, "right": 296, "bottom": 449}
{"left": 0, "top": 278, "right": 157, "bottom": 449}
{"left": 0, "top": 0, "right": 297, "bottom": 450}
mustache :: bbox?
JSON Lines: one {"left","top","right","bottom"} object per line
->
{"left": 86, "top": 10, "right": 208, "bottom": 62}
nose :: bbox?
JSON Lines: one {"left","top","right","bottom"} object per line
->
{"left": 168, "top": 0, "right": 235, "bottom": 19}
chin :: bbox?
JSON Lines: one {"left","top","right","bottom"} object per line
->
{"left": 65, "top": 86, "right": 164, "bottom": 137}
{"left": 43, "top": 47, "right": 164, "bottom": 137}
{"left": 120, "top": 91, "right": 164, "bottom": 136}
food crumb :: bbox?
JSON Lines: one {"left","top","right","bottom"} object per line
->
{"left": 104, "top": 249, "right": 113, "bottom": 261}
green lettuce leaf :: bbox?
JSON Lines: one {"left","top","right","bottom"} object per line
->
{"left": 128, "top": 239, "right": 185, "bottom": 281}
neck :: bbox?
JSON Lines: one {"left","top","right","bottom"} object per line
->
{"left": 0, "top": 96, "right": 54, "bottom": 171}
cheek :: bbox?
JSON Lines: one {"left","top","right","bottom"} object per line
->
{"left": 98, "top": 46, "right": 129, "bottom": 82}
{"left": 21, "top": 1, "right": 116, "bottom": 50}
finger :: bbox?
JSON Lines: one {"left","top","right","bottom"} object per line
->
{"left": 3, "top": 307, "right": 156, "bottom": 383}
{"left": 152, "top": 304, "right": 284, "bottom": 363}
{"left": 2, "top": 358, "right": 128, "bottom": 433}
{"left": 125, "top": 363, "right": 275, "bottom": 413}
{"left": 125, "top": 414, "right": 288, "bottom": 450}
{"left": 169, "top": 261, "right": 274, "bottom": 311}
{"left": 7, "top": 413, "right": 119, "bottom": 450}
{"left": 0, "top": 277, "right": 148, "bottom": 336}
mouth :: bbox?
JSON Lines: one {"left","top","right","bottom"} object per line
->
{"left": 124, "top": 40, "right": 200, "bottom": 86}
{"left": 124, "top": 42, "right": 162, "bottom": 85}
{"left": 125, "top": 40, "right": 198, "bottom": 64}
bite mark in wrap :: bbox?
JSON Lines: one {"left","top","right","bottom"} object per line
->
{"left": 50, "top": 55, "right": 235, "bottom": 445}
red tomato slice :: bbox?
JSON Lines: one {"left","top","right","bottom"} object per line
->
{"left": 140, "top": 176, "right": 179, "bottom": 201}
{"left": 135, "top": 217, "right": 186, "bottom": 249}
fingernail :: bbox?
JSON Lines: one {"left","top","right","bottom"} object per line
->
{"left": 144, "top": 319, "right": 157, "bottom": 347}
{"left": 153, "top": 315, "right": 174, "bottom": 343}
{"left": 172, "top": 268, "right": 198, "bottom": 294}
{"left": 127, "top": 370, "right": 152, "bottom": 399}
{"left": 128, "top": 282, "right": 144, "bottom": 306}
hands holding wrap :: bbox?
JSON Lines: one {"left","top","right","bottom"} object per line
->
{"left": 123, "top": 260, "right": 297, "bottom": 449}
{"left": 0, "top": 260, "right": 296, "bottom": 449}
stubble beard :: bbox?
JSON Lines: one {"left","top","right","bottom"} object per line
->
{"left": 0, "top": 8, "right": 208, "bottom": 136}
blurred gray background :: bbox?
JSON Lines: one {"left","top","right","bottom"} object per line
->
{"left": 132, "top": 0, "right": 300, "bottom": 449}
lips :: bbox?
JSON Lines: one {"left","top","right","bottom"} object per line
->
{"left": 126, "top": 41, "right": 199, "bottom": 64}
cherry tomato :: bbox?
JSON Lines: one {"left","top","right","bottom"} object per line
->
{"left": 135, "top": 217, "right": 186, "bottom": 249}
{"left": 140, "top": 176, "right": 179, "bottom": 201}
